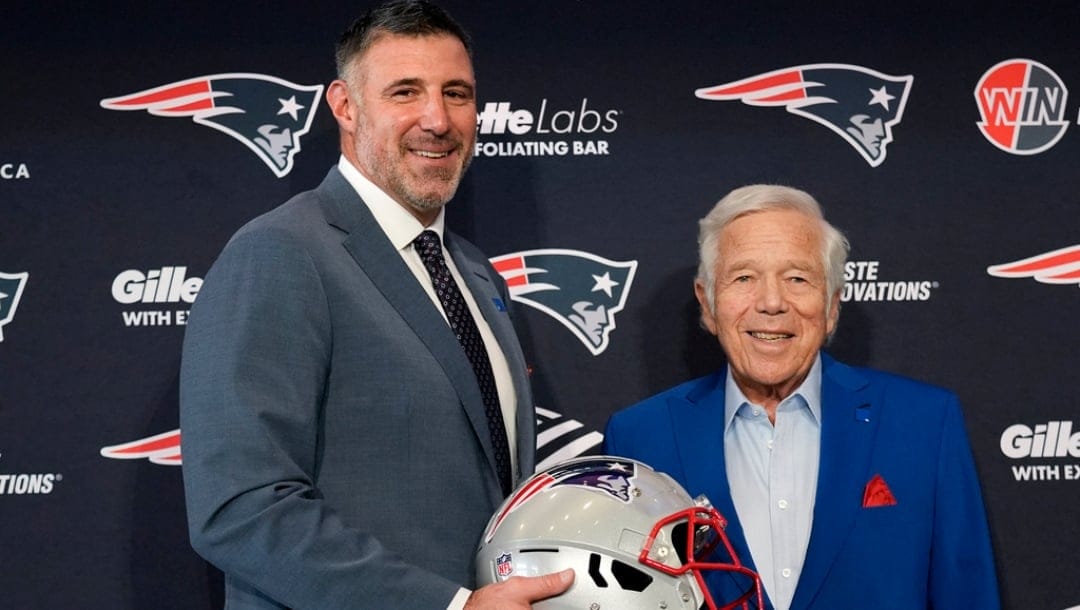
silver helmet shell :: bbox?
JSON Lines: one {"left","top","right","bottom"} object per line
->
{"left": 476, "top": 456, "right": 761, "bottom": 610}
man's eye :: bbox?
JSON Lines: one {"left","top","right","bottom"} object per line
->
{"left": 445, "top": 89, "right": 474, "bottom": 101}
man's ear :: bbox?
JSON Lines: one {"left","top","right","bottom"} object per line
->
{"left": 694, "top": 280, "right": 718, "bottom": 336}
{"left": 326, "top": 80, "right": 356, "bottom": 132}
{"left": 826, "top": 289, "right": 841, "bottom": 337}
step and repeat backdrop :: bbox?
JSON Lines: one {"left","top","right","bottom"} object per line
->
{"left": 3, "top": 2, "right": 1078, "bottom": 608}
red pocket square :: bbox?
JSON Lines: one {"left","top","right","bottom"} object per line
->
{"left": 862, "top": 474, "right": 898, "bottom": 508}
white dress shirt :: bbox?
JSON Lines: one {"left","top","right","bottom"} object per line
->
{"left": 724, "top": 355, "right": 822, "bottom": 610}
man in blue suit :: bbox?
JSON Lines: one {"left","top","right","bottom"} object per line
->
{"left": 180, "top": 2, "right": 571, "bottom": 608}
{"left": 603, "top": 185, "right": 999, "bottom": 609}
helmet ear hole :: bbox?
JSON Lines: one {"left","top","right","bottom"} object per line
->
{"left": 588, "top": 552, "right": 654, "bottom": 592}
{"left": 609, "top": 557, "right": 654, "bottom": 592}
{"left": 587, "top": 553, "right": 609, "bottom": 588}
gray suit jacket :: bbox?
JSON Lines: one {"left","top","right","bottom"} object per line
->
{"left": 180, "top": 167, "right": 535, "bottom": 609}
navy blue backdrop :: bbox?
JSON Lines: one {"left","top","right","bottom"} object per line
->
{"left": 3, "top": 2, "right": 1078, "bottom": 608}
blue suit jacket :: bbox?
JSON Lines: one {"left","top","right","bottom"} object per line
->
{"left": 180, "top": 167, "right": 535, "bottom": 608}
{"left": 603, "top": 353, "right": 999, "bottom": 610}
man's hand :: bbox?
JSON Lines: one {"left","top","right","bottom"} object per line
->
{"left": 464, "top": 569, "right": 574, "bottom": 609}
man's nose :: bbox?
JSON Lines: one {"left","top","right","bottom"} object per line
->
{"left": 418, "top": 94, "right": 450, "bottom": 134}
{"left": 756, "top": 277, "right": 787, "bottom": 313}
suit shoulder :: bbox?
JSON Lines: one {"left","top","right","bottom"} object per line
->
{"left": 611, "top": 373, "right": 721, "bottom": 420}
{"left": 233, "top": 188, "right": 324, "bottom": 238}
{"left": 855, "top": 365, "right": 955, "bottom": 400}
{"left": 837, "top": 361, "right": 961, "bottom": 424}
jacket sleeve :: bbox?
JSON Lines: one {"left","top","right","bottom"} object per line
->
{"left": 928, "top": 395, "right": 1001, "bottom": 609}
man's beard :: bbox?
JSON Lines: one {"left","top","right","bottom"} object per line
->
{"left": 355, "top": 137, "right": 474, "bottom": 214}
{"left": 391, "top": 158, "right": 469, "bottom": 213}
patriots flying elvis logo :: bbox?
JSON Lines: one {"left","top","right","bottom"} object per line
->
{"left": 100, "top": 429, "right": 181, "bottom": 465}
{"left": 0, "top": 272, "right": 29, "bottom": 342}
{"left": 987, "top": 245, "right": 1080, "bottom": 286}
{"left": 490, "top": 249, "right": 637, "bottom": 355}
{"left": 696, "top": 63, "right": 913, "bottom": 167}
{"left": 100, "top": 73, "right": 323, "bottom": 177}
{"left": 484, "top": 457, "right": 638, "bottom": 543}
{"left": 544, "top": 457, "right": 639, "bottom": 502}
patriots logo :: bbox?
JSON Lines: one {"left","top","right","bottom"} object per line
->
{"left": 491, "top": 249, "right": 637, "bottom": 355}
{"left": 696, "top": 63, "right": 913, "bottom": 167}
{"left": 987, "top": 245, "right": 1080, "bottom": 286}
{"left": 100, "top": 73, "right": 323, "bottom": 177}
{"left": 484, "top": 457, "right": 638, "bottom": 543}
{"left": 100, "top": 429, "right": 181, "bottom": 465}
{"left": 0, "top": 271, "right": 29, "bottom": 342}
{"left": 545, "top": 457, "right": 638, "bottom": 502}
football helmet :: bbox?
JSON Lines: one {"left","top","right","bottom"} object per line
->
{"left": 476, "top": 456, "right": 762, "bottom": 610}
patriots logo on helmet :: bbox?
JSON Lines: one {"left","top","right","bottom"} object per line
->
{"left": 491, "top": 249, "right": 637, "bottom": 355}
{"left": 987, "top": 244, "right": 1080, "bottom": 286}
{"left": 696, "top": 63, "right": 914, "bottom": 167}
{"left": 0, "top": 271, "right": 29, "bottom": 342}
{"left": 546, "top": 457, "right": 639, "bottom": 502}
{"left": 100, "top": 73, "right": 323, "bottom": 178}
{"left": 484, "top": 457, "right": 638, "bottom": 543}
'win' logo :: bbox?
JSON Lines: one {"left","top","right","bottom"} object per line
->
{"left": 975, "top": 59, "right": 1069, "bottom": 155}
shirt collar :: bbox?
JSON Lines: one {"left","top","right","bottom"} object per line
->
{"left": 723, "top": 353, "right": 824, "bottom": 432}
{"left": 337, "top": 155, "right": 446, "bottom": 249}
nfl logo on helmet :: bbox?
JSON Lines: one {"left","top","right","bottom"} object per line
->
{"left": 495, "top": 553, "right": 514, "bottom": 578}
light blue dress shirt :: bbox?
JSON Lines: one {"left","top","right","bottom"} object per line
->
{"left": 724, "top": 355, "right": 822, "bottom": 610}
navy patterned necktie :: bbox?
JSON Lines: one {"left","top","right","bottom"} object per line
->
{"left": 413, "top": 230, "right": 512, "bottom": 496}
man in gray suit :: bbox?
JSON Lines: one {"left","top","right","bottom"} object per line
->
{"left": 179, "top": 2, "right": 573, "bottom": 608}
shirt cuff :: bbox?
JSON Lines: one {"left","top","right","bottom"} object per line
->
{"left": 447, "top": 587, "right": 472, "bottom": 610}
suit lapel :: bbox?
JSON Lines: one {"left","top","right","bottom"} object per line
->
{"left": 446, "top": 235, "right": 536, "bottom": 479}
{"left": 668, "top": 372, "right": 758, "bottom": 578}
{"left": 315, "top": 168, "right": 503, "bottom": 502}
{"left": 790, "top": 354, "right": 877, "bottom": 609}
